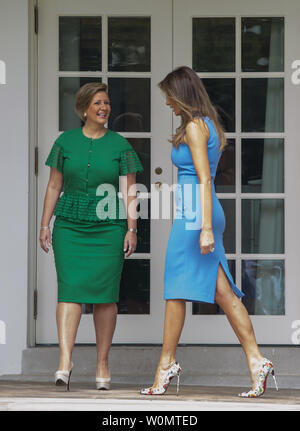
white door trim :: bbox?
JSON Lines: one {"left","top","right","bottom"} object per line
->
{"left": 28, "top": 0, "right": 39, "bottom": 347}
{"left": 36, "top": 0, "right": 173, "bottom": 344}
{"left": 174, "top": 0, "right": 300, "bottom": 344}
{"left": 30, "top": 0, "right": 300, "bottom": 346}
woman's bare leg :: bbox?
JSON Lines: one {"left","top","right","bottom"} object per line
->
{"left": 214, "top": 264, "right": 264, "bottom": 388}
{"left": 56, "top": 302, "right": 82, "bottom": 370}
{"left": 152, "top": 299, "right": 186, "bottom": 387}
{"left": 93, "top": 303, "right": 117, "bottom": 378}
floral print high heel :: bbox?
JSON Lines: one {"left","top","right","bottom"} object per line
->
{"left": 140, "top": 361, "right": 182, "bottom": 395}
{"left": 238, "top": 357, "right": 279, "bottom": 398}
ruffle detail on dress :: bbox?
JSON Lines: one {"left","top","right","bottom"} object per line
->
{"left": 54, "top": 192, "right": 127, "bottom": 222}
{"left": 45, "top": 142, "right": 64, "bottom": 173}
{"left": 119, "top": 149, "right": 144, "bottom": 175}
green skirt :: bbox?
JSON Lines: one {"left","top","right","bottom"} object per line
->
{"left": 52, "top": 216, "right": 127, "bottom": 303}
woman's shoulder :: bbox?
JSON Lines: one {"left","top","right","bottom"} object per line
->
{"left": 186, "top": 115, "right": 210, "bottom": 136}
{"left": 106, "top": 129, "right": 133, "bottom": 150}
{"left": 55, "top": 128, "right": 81, "bottom": 145}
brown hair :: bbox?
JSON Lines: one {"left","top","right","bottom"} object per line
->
{"left": 75, "top": 82, "right": 108, "bottom": 122}
{"left": 158, "top": 66, "right": 227, "bottom": 151}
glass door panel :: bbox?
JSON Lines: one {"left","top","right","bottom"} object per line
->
{"left": 108, "top": 17, "right": 151, "bottom": 72}
{"left": 174, "top": 0, "right": 299, "bottom": 343}
{"left": 37, "top": 0, "right": 173, "bottom": 343}
{"left": 59, "top": 17, "right": 102, "bottom": 71}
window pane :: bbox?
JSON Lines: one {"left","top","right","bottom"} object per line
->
{"left": 203, "top": 79, "right": 235, "bottom": 132}
{"left": 242, "top": 17, "right": 284, "bottom": 72}
{"left": 215, "top": 139, "right": 235, "bottom": 193}
{"left": 59, "top": 77, "right": 102, "bottom": 131}
{"left": 126, "top": 138, "right": 150, "bottom": 254}
{"left": 242, "top": 260, "right": 285, "bottom": 315}
{"left": 136, "top": 200, "right": 150, "bottom": 254}
{"left": 108, "top": 78, "right": 151, "bottom": 132}
{"left": 193, "top": 18, "right": 235, "bottom": 72}
{"left": 242, "top": 199, "right": 284, "bottom": 254}
{"left": 118, "top": 196, "right": 149, "bottom": 254}
{"left": 220, "top": 199, "right": 236, "bottom": 254}
{"left": 192, "top": 260, "right": 235, "bottom": 315}
{"left": 59, "top": 17, "right": 102, "bottom": 71}
{"left": 82, "top": 260, "right": 151, "bottom": 314}
{"left": 127, "top": 138, "right": 150, "bottom": 192}
{"left": 118, "top": 259, "right": 150, "bottom": 314}
{"left": 242, "top": 139, "right": 284, "bottom": 193}
{"left": 108, "top": 17, "right": 150, "bottom": 72}
{"left": 242, "top": 78, "right": 284, "bottom": 132}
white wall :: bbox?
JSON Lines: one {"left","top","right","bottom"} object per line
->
{"left": 0, "top": 0, "right": 29, "bottom": 375}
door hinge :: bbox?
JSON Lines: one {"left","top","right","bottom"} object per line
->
{"left": 34, "top": 5, "right": 38, "bottom": 35}
{"left": 33, "top": 289, "right": 38, "bottom": 320}
{"left": 34, "top": 147, "right": 38, "bottom": 176}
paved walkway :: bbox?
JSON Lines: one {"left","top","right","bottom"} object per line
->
{"left": 0, "top": 381, "right": 300, "bottom": 411}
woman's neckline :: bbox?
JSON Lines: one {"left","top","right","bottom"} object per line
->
{"left": 80, "top": 126, "right": 109, "bottom": 141}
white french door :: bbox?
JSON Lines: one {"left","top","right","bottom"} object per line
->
{"left": 36, "top": 0, "right": 173, "bottom": 343}
{"left": 174, "top": 0, "right": 300, "bottom": 344}
{"left": 36, "top": 0, "right": 300, "bottom": 345}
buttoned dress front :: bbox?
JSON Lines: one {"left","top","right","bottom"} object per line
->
{"left": 45, "top": 127, "right": 143, "bottom": 303}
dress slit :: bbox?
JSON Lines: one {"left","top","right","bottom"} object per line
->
{"left": 214, "top": 259, "right": 243, "bottom": 303}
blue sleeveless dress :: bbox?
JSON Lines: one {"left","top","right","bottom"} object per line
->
{"left": 164, "top": 116, "right": 244, "bottom": 303}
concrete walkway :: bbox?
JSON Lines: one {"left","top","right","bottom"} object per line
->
{"left": 0, "top": 381, "right": 300, "bottom": 411}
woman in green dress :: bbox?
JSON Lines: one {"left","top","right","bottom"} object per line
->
{"left": 39, "top": 82, "right": 143, "bottom": 390}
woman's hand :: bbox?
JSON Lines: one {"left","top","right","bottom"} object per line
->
{"left": 199, "top": 227, "right": 215, "bottom": 255}
{"left": 123, "top": 231, "right": 137, "bottom": 258}
{"left": 40, "top": 227, "right": 52, "bottom": 253}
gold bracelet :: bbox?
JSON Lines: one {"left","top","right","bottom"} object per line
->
{"left": 40, "top": 226, "right": 50, "bottom": 230}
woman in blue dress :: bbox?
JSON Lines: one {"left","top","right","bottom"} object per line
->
{"left": 140, "top": 66, "right": 278, "bottom": 398}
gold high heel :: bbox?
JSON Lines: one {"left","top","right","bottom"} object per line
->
{"left": 238, "top": 357, "right": 278, "bottom": 398}
{"left": 140, "top": 361, "right": 182, "bottom": 395}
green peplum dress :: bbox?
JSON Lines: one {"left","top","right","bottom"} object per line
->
{"left": 45, "top": 127, "right": 143, "bottom": 304}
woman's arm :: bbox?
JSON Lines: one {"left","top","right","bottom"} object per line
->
{"left": 120, "top": 172, "right": 138, "bottom": 257}
{"left": 39, "top": 167, "right": 64, "bottom": 252}
{"left": 185, "top": 118, "right": 214, "bottom": 254}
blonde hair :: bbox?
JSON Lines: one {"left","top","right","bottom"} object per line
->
{"left": 158, "top": 66, "right": 227, "bottom": 152}
{"left": 75, "top": 82, "right": 108, "bottom": 122}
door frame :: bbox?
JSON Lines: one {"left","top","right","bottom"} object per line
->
{"left": 173, "top": 0, "right": 300, "bottom": 344}
{"left": 28, "top": 0, "right": 39, "bottom": 347}
{"left": 35, "top": 0, "right": 174, "bottom": 344}
{"left": 28, "top": 0, "right": 300, "bottom": 346}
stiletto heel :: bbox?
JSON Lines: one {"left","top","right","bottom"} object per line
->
{"left": 176, "top": 373, "right": 180, "bottom": 396}
{"left": 55, "top": 361, "right": 74, "bottom": 392}
{"left": 238, "top": 358, "right": 278, "bottom": 398}
{"left": 140, "top": 361, "right": 182, "bottom": 395}
{"left": 271, "top": 369, "right": 279, "bottom": 391}
{"left": 66, "top": 369, "right": 72, "bottom": 392}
